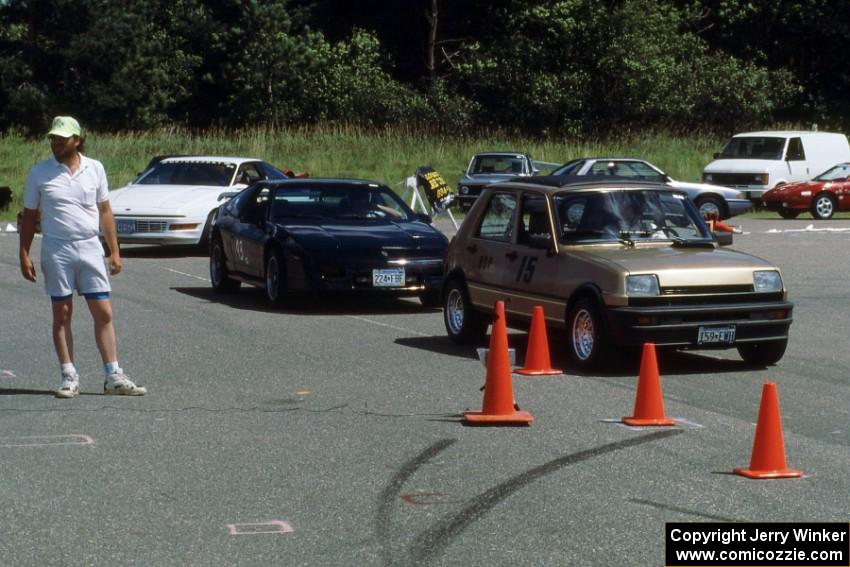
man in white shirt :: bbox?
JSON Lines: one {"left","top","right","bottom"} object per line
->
{"left": 19, "top": 116, "right": 146, "bottom": 398}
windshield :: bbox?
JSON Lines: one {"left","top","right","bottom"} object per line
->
{"left": 270, "top": 183, "right": 414, "bottom": 222}
{"left": 135, "top": 161, "right": 236, "bottom": 186}
{"left": 554, "top": 190, "right": 709, "bottom": 244}
{"left": 551, "top": 160, "right": 582, "bottom": 176}
{"left": 814, "top": 163, "right": 850, "bottom": 181}
{"left": 470, "top": 154, "right": 527, "bottom": 175}
{"left": 717, "top": 137, "right": 786, "bottom": 160}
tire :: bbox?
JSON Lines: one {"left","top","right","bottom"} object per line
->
{"left": 778, "top": 209, "right": 800, "bottom": 219}
{"left": 264, "top": 248, "right": 287, "bottom": 307}
{"left": 566, "top": 297, "right": 611, "bottom": 370}
{"left": 419, "top": 289, "right": 441, "bottom": 308}
{"left": 737, "top": 339, "right": 788, "bottom": 366}
{"left": 210, "top": 239, "right": 240, "bottom": 293}
{"left": 443, "top": 278, "right": 488, "bottom": 344}
{"left": 811, "top": 193, "right": 836, "bottom": 220}
{"left": 696, "top": 196, "right": 725, "bottom": 220}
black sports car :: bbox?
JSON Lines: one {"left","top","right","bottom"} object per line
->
{"left": 209, "top": 178, "right": 448, "bottom": 307}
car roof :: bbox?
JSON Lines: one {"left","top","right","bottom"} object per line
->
{"left": 733, "top": 131, "right": 844, "bottom": 138}
{"left": 158, "top": 155, "right": 262, "bottom": 165}
{"left": 499, "top": 175, "right": 673, "bottom": 194}
{"left": 472, "top": 151, "right": 529, "bottom": 157}
{"left": 261, "top": 177, "right": 385, "bottom": 188}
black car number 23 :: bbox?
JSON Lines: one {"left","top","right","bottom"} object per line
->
{"left": 516, "top": 256, "right": 537, "bottom": 283}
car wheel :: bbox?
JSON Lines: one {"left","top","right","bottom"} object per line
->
{"left": 265, "top": 249, "right": 287, "bottom": 307}
{"left": 778, "top": 209, "right": 800, "bottom": 219}
{"left": 419, "top": 289, "right": 441, "bottom": 308}
{"left": 443, "top": 279, "right": 488, "bottom": 344}
{"left": 210, "top": 239, "right": 240, "bottom": 293}
{"left": 811, "top": 193, "right": 836, "bottom": 220}
{"left": 696, "top": 196, "right": 725, "bottom": 220}
{"left": 737, "top": 339, "right": 787, "bottom": 366}
{"left": 566, "top": 297, "right": 610, "bottom": 370}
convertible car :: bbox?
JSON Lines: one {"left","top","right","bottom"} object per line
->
{"left": 109, "top": 156, "right": 304, "bottom": 246}
{"left": 209, "top": 178, "right": 448, "bottom": 307}
{"left": 762, "top": 162, "right": 850, "bottom": 219}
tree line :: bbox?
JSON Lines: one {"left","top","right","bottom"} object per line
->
{"left": 1, "top": 0, "right": 847, "bottom": 137}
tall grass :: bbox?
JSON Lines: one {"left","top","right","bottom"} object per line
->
{"left": 0, "top": 126, "right": 725, "bottom": 221}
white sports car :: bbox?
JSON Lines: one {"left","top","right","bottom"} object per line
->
{"left": 109, "top": 156, "right": 301, "bottom": 246}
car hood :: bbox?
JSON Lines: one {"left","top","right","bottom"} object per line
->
{"left": 764, "top": 180, "right": 824, "bottom": 196}
{"left": 577, "top": 245, "right": 776, "bottom": 287}
{"left": 279, "top": 221, "right": 448, "bottom": 256}
{"left": 703, "top": 159, "right": 771, "bottom": 174}
{"left": 668, "top": 179, "right": 741, "bottom": 198}
{"left": 460, "top": 173, "right": 522, "bottom": 185}
{"left": 109, "top": 184, "right": 224, "bottom": 214}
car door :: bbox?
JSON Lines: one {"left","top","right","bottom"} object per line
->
{"left": 229, "top": 185, "right": 271, "bottom": 279}
{"left": 505, "top": 193, "right": 563, "bottom": 320}
{"left": 463, "top": 190, "right": 519, "bottom": 310}
{"left": 784, "top": 137, "right": 809, "bottom": 181}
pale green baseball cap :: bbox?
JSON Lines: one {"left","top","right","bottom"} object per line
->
{"left": 47, "top": 116, "right": 81, "bottom": 138}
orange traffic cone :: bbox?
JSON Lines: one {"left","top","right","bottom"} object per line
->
{"left": 622, "top": 343, "right": 676, "bottom": 426}
{"left": 464, "top": 301, "right": 534, "bottom": 425}
{"left": 516, "top": 305, "right": 562, "bottom": 376}
{"left": 734, "top": 382, "right": 802, "bottom": 479}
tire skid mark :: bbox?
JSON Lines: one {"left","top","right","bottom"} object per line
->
{"left": 377, "top": 438, "right": 457, "bottom": 567}
{"left": 628, "top": 498, "right": 740, "bottom": 522}
{"left": 405, "top": 429, "right": 683, "bottom": 566}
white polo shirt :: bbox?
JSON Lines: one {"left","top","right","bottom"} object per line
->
{"left": 24, "top": 154, "right": 109, "bottom": 241}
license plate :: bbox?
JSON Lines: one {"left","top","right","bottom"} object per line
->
{"left": 372, "top": 268, "right": 405, "bottom": 287}
{"left": 697, "top": 325, "right": 736, "bottom": 345}
{"left": 116, "top": 219, "right": 135, "bottom": 234}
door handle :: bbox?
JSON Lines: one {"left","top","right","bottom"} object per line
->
{"left": 466, "top": 244, "right": 478, "bottom": 254}
{"left": 505, "top": 251, "right": 518, "bottom": 261}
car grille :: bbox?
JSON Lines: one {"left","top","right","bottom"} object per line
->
{"left": 134, "top": 220, "right": 169, "bottom": 233}
{"left": 707, "top": 173, "right": 763, "bottom": 186}
{"left": 630, "top": 288, "right": 782, "bottom": 307}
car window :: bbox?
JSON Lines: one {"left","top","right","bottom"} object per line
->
{"left": 476, "top": 192, "right": 517, "bottom": 241}
{"left": 785, "top": 138, "right": 805, "bottom": 161}
{"left": 551, "top": 160, "right": 583, "bottom": 176}
{"left": 260, "top": 162, "right": 290, "bottom": 181}
{"left": 555, "top": 190, "right": 706, "bottom": 243}
{"left": 222, "top": 185, "right": 252, "bottom": 216}
{"left": 270, "top": 183, "right": 413, "bottom": 221}
{"left": 135, "top": 161, "right": 236, "bottom": 186}
{"left": 235, "top": 163, "right": 264, "bottom": 185}
{"left": 718, "top": 137, "right": 785, "bottom": 160}
{"left": 814, "top": 163, "right": 850, "bottom": 181}
{"left": 517, "top": 194, "right": 550, "bottom": 246}
{"left": 471, "top": 155, "right": 526, "bottom": 174}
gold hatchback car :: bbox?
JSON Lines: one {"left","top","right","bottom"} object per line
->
{"left": 442, "top": 177, "right": 793, "bottom": 369}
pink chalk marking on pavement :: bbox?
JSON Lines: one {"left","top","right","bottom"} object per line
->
{"left": 0, "top": 434, "right": 94, "bottom": 448}
{"left": 1, "top": 370, "right": 15, "bottom": 378}
{"left": 226, "top": 520, "right": 294, "bottom": 535}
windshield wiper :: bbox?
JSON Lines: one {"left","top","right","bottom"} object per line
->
{"left": 670, "top": 237, "right": 715, "bottom": 248}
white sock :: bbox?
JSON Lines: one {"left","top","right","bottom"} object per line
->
{"left": 61, "top": 363, "right": 77, "bottom": 378}
{"left": 104, "top": 361, "right": 120, "bottom": 375}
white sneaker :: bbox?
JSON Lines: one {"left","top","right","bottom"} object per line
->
{"left": 56, "top": 372, "right": 81, "bottom": 399}
{"left": 104, "top": 370, "right": 147, "bottom": 396}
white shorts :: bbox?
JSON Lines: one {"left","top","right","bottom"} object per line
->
{"left": 40, "top": 236, "right": 111, "bottom": 299}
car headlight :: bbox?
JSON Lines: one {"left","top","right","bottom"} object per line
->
{"left": 753, "top": 270, "right": 782, "bottom": 292}
{"left": 626, "top": 274, "right": 660, "bottom": 296}
{"left": 460, "top": 185, "right": 469, "bottom": 194}
{"left": 734, "top": 191, "right": 745, "bottom": 199}
{"left": 755, "top": 174, "right": 769, "bottom": 185}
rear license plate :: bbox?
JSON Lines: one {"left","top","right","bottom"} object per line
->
{"left": 372, "top": 268, "right": 405, "bottom": 287}
{"left": 697, "top": 325, "right": 736, "bottom": 345}
{"left": 116, "top": 219, "right": 135, "bottom": 234}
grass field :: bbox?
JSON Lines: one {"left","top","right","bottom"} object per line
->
{"left": 1, "top": 126, "right": 847, "bottom": 221}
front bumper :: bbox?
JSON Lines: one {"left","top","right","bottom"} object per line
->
{"left": 603, "top": 300, "right": 793, "bottom": 348}
{"left": 114, "top": 216, "right": 205, "bottom": 245}
{"left": 312, "top": 258, "right": 444, "bottom": 294}
{"left": 726, "top": 198, "right": 753, "bottom": 217}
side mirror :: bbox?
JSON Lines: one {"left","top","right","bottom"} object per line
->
{"left": 528, "top": 234, "right": 554, "bottom": 251}
{"left": 713, "top": 152, "right": 720, "bottom": 159}
{"left": 714, "top": 231, "right": 733, "bottom": 246}
{"left": 417, "top": 212, "right": 433, "bottom": 224}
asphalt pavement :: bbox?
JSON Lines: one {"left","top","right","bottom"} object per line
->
{"left": 1, "top": 217, "right": 849, "bottom": 566}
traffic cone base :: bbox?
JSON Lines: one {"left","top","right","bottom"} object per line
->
{"left": 516, "top": 305, "right": 562, "bottom": 376}
{"left": 463, "top": 410, "right": 534, "bottom": 425}
{"left": 622, "top": 416, "right": 676, "bottom": 427}
{"left": 733, "top": 466, "right": 802, "bottom": 480}
{"left": 515, "top": 367, "right": 562, "bottom": 376}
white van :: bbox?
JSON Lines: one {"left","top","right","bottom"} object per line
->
{"left": 702, "top": 131, "right": 850, "bottom": 201}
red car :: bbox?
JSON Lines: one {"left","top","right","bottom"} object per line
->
{"left": 762, "top": 162, "right": 850, "bottom": 219}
